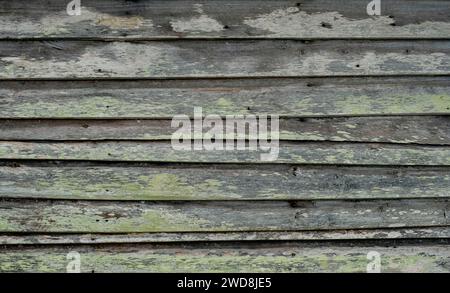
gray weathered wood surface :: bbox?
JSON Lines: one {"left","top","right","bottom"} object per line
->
{"left": 1, "top": 0, "right": 449, "bottom": 273}
{"left": 1, "top": 0, "right": 449, "bottom": 39}
{"left": 1, "top": 40, "right": 450, "bottom": 79}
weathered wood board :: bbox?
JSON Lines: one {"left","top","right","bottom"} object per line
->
{"left": 1, "top": 116, "right": 450, "bottom": 144}
{"left": 1, "top": 241, "right": 449, "bottom": 272}
{"left": 1, "top": 0, "right": 450, "bottom": 39}
{"left": 0, "top": 199, "right": 448, "bottom": 233}
{"left": 2, "top": 227, "right": 450, "bottom": 245}
{"left": 1, "top": 77, "right": 449, "bottom": 118}
{"left": 1, "top": 141, "right": 449, "bottom": 165}
{"left": 1, "top": 164, "right": 449, "bottom": 200}
{"left": 1, "top": 40, "right": 450, "bottom": 79}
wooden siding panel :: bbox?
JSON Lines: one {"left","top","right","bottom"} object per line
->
{"left": 1, "top": 40, "right": 450, "bottom": 79}
{"left": 0, "top": 199, "right": 448, "bottom": 233}
{"left": 0, "top": 141, "right": 449, "bottom": 165}
{"left": 2, "top": 227, "right": 450, "bottom": 245}
{"left": 1, "top": 0, "right": 449, "bottom": 273}
{"left": 1, "top": 116, "right": 450, "bottom": 144}
{"left": 1, "top": 241, "right": 449, "bottom": 272}
{"left": 1, "top": 0, "right": 450, "bottom": 39}
{"left": 1, "top": 77, "right": 449, "bottom": 118}
{"left": 1, "top": 164, "right": 449, "bottom": 200}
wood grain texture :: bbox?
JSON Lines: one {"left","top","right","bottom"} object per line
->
{"left": 0, "top": 199, "right": 448, "bottom": 233}
{"left": 2, "top": 227, "right": 450, "bottom": 245}
{"left": 1, "top": 164, "right": 449, "bottom": 200}
{"left": 1, "top": 0, "right": 450, "bottom": 39}
{"left": 2, "top": 0, "right": 449, "bottom": 273}
{"left": 1, "top": 116, "right": 449, "bottom": 144}
{"left": 1, "top": 40, "right": 450, "bottom": 79}
{"left": 1, "top": 77, "right": 449, "bottom": 118}
{"left": 0, "top": 141, "right": 449, "bottom": 165}
{"left": 1, "top": 241, "right": 449, "bottom": 272}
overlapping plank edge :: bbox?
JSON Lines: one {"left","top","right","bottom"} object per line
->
{"left": 1, "top": 0, "right": 450, "bottom": 39}
{"left": 1, "top": 116, "right": 450, "bottom": 144}
{"left": 1, "top": 40, "right": 450, "bottom": 79}
{"left": 2, "top": 227, "right": 450, "bottom": 245}
{"left": 1, "top": 141, "right": 449, "bottom": 165}
{"left": 1, "top": 164, "right": 449, "bottom": 200}
{"left": 1, "top": 240, "right": 450, "bottom": 272}
{"left": 0, "top": 198, "right": 448, "bottom": 233}
{"left": 1, "top": 77, "right": 449, "bottom": 118}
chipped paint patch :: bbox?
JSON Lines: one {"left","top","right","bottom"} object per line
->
{"left": 0, "top": 7, "right": 151, "bottom": 36}
{"left": 1, "top": 42, "right": 166, "bottom": 77}
{"left": 171, "top": 15, "right": 224, "bottom": 33}
{"left": 170, "top": 3, "right": 223, "bottom": 33}
{"left": 243, "top": 7, "right": 450, "bottom": 38}
{"left": 96, "top": 15, "right": 145, "bottom": 29}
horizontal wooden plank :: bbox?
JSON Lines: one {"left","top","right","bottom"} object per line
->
{"left": 1, "top": 116, "right": 449, "bottom": 144}
{"left": 2, "top": 227, "right": 449, "bottom": 245}
{"left": 1, "top": 164, "right": 449, "bottom": 200}
{"left": 2, "top": 78, "right": 450, "bottom": 118}
{"left": 1, "top": 0, "right": 450, "bottom": 39}
{"left": 1, "top": 40, "right": 450, "bottom": 79}
{"left": 1, "top": 241, "right": 449, "bottom": 272}
{"left": 0, "top": 199, "right": 448, "bottom": 233}
{"left": 1, "top": 77, "right": 449, "bottom": 118}
{"left": 0, "top": 141, "right": 449, "bottom": 165}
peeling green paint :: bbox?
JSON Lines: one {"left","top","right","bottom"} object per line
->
{"left": 37, "top": 205, "right": 220, "bottom": 233}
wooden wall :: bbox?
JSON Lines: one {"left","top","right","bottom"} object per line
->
{"left": 0, "top": 0, "right": 449, "bottom": 272}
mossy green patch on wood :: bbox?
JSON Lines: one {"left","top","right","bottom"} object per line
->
{"left": 36, "top": 205, "right": 221, "bottom": 233}
{"left": 334, "top": 94, "right": 450, "bottom": 116}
